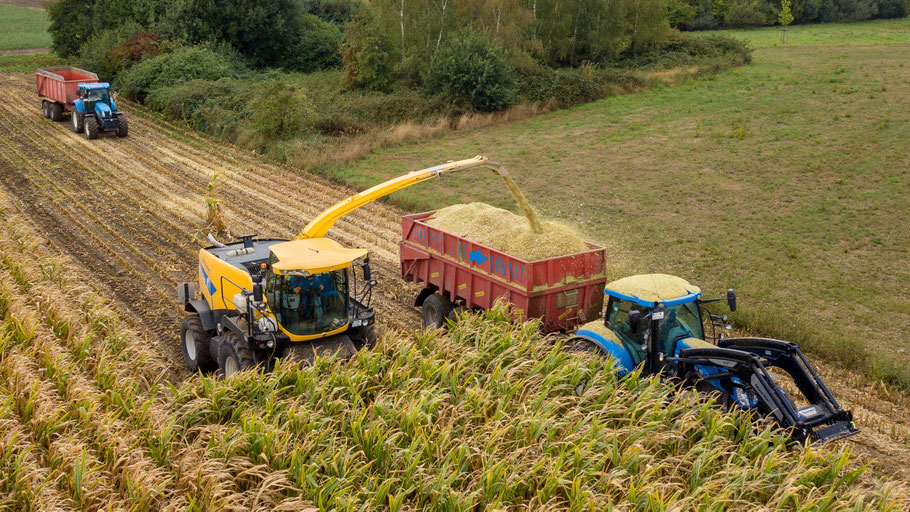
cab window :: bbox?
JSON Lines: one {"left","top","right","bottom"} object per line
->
{"left": 606, "top": 298, "right": 649, "bottom": 348}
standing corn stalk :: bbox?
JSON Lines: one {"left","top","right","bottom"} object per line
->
{"left": 205, "top": 173, "right": 226, "bottom": 233}
{"left": 779, "top": 0, "right": 793, "bottom": 44}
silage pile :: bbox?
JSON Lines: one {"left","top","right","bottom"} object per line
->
{"left": 425, "top": 202, "right": 591, "bottom": 261}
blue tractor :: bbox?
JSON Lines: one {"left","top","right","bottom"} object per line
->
{"left": 572, "top": 274, "right": 858, "bottom": 443}
{"left": 71, "top": 83, "right": 128, "bottom": 139}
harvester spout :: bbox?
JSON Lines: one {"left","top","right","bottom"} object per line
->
{"left": 297, "top": 155, "right": 504, "bottom": 240}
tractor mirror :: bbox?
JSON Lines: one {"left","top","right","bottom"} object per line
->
{"left": 727, "top": 289, "right": 737, "bottom": 312}
{"left": 628, "top": 310, "right": 641, "bottom": 334}
{"left": 362, "top": 258, "right": 372, "bottom": 281}
{"left": 253, "top": 284, "right": 264, "bottom": 303}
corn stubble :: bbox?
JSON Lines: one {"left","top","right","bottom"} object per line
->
{"left": 0, "top": 201, "right": 907, "bottom": 510}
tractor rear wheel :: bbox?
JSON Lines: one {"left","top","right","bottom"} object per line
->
{"left": 569, "top": 338, "right": 602, "bottom": 355}
{"left": 116, "top": 114, "right": 128, "bottom": 137}
{"left": 84, "top": 116, "right": 99, "bottom": 139}
{"left": 421, "top": 293, "right": 453, "bottom": 329}
{"left": 180, "top": 315, "right": 216, "bottom": 373}
{"left": 217, "top": 331, "right": 255, "bottom": 378}
{"left": 71, "top": 111, "right": 84, "bottom": 133}
{"left": 49, "top": 103, "right": 63, "bottom": 122}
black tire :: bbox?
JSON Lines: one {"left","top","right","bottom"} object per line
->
{"left": 71, "top": 111, "right": 84, "bottom": 133}
{"left": 421, "top": 293, "right": 453, "bottom": 329}
{"left": 361, "top": 323, "right": 377, "bottom": 349}
{"left": 42, "top": 100, "right": 49, "bottom": 118}
{"left": 50, "top": 103, "right": 63, "bottom": 122}
{"left": 569, "top": 338, "right": 602, "bottom": 355}
{"left": 217, "top": 331, "right": 255, "bottom": 378}
{"left": 180, "top": 315, "right": 216, "bottom": 373}
{"left": 84, "top": 116, "right": 99, "bottom": 140}
{"left": 116, "top": 114, "right": 128, "bottom": 137}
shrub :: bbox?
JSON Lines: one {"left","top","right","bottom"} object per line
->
{"left": 876, "top": 0, "right": 909, "bottom": 17}
{"left": 300, "top": 0, "right": 365, "bottom": 24}
{"left": 250, "top": 81, "right": 315, "bottom": 140}
{"left": 668, "top": 0, "right": 699, "bottom": 27}
{"left": 76, "top": 22, "right": 145, "bottom": 82}
{"left": 615, "top": 31, "right": 752, "bottom": 68}
{"left": 724, "top": 0, "right": 768, "bottom": 26}
{"left": 341, "top": 15, "right": 394, "bottom": 91}
{"left": 288, "top": 14, "right": 343, "bottom": 73}
{"left": 424, "top": 29, "right": 517, "bottom": 112}
{"left": 120, "top": 46, "right": 242, "bottom": 103}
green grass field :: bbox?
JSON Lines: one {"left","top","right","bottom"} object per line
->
{"left": 0, "top": 4, "right": 51, "bottom": 50}
{"left": 320, "top": 19, "right": 910, "bottom": 390}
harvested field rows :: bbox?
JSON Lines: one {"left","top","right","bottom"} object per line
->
{"left": 0, "top": 70, "right": 909, "bottom": 486}
{"left": 0, "top": 73, "right": 419, "bottom": 370}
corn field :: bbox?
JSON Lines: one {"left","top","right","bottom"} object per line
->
{"left": 0, "top": 71, "right": 909, "bottom": 509}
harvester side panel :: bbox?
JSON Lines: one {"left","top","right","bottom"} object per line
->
{"left": 198, "top": 249, "right": 253, "bottom": 312}
{"left": 36, "top": 67, "right": 99, "bottom": 111}
{"left": 401, "top": 212, "right": 607, "bottom": 332}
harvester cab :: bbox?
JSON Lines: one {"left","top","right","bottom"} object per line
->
{"left": 573, "top": 274, "right": 858, "bottom": 443}
{"left": 72, "top": 83, "right": 127, "bottom": 139}
{"left": 178, "top": 156, "right": 505, "bottom": 378}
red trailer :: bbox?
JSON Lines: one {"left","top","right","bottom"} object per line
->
{"left": 400, "top": 211, "right": 608, "bottom": 332}
{"left": 35, "top": 66, "right": 98, "bottom": 121}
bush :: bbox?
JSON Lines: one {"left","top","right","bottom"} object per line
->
{"left": 615, "top": 31, "right": 752, "bottom": 68}
{"left": 75, "top": 22, "right": 144, "bottom": 82}
{"left": 120, "top": 46, "right": 243, "bottom": 103}
{"left": 724, "top": 0, "right": 768, "bottom": 26}
{"left": 250, "top": 81, "right": 315, "bottom": 140}
{"left": 300, "top": 0, "right": 365, "bottom": 24}
{"left": 668, "top": 0, "right": 699, "bottom": 27}
{"left": 341, "top": 16, "right": 394, "bottom": 91}
{"left": 424, "top": 29, "right": 517, "bottom": 112}
{"left": 288, "top": 14, "right": 343, "bottom": 73}
{"left": 876, "top": 0, "right": 909, "bottom": 17}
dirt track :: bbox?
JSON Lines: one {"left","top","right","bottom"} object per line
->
{"left": 1, "top": 72, "right": 908, "bottom": 482}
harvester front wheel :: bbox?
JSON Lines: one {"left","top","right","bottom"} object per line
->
{"left": 84, "top": 116, "right": 99, "bottom": 139}
{"left": 421, "top": 293, "right": 453, "bottom": 329}
{"left": 71, "top": 111, "right": 84, "bottom": 133}
{"left": 180, "top": 315, "right": 216, "bottom": 373}
{"left": 217, "top": 331, "right": 255, "bottom": 379}
{"left": 116, "top": 114, "right": 128, "bottom": 137}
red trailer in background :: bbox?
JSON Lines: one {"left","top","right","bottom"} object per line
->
{"left": 400, "top": 211, "right": 608, "bottom": 332}
{"left": 35, "top": 66, "right": 98, "bottom": 121}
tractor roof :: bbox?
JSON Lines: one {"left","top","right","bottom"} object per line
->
{"left": 604, "top": 274, "right": 701, "bottom": 307}
{"left": 78, "top": 82, "right": 110, "bottom": 90}
{"left": 270, "top": 238, "right": 367, "bottom": 275}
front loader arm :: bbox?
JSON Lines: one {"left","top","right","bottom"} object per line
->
{"left": 297, "top": 155, "right": 504, "bottom": 240}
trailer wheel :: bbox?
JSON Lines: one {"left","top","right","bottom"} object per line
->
{"left": 217, "top": 331, "right": 255, "bottom": 378}
{"left": 84, "top": 116, "right": 99, "bottom": 139}
{"left": 49, "top": 103, "right": 63, "bottom": 122}
{"left": 42, "top": 100, "right": 49, "bottom": 118}
{"left": 116, "top": 114, "right": 128, "bottom": 137}
{"left": 71, "top": 111, "right": 84, "bottom": 133}
{"left": 422, "top": 293, "right": 453, "bottom": 329}
{"left": 180, "top": 314, "right": 217, "bottom": 373}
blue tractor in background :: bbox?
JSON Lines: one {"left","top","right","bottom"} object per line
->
{"left": 572, "top": 274, "right": 858, "bottom": 443}
{"left": 71, "top": 83, "right": 128, "bottom": 139}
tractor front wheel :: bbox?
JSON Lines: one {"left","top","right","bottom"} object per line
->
{"left": 71, "top": 111, "right": 84, "bottom": 133}
{"left": 217, "top": 331, "right": 255, "bottom": 379}
{"left": 116, "top": 114, "right": 128, "bottom": 137}
{"left": 180, "top": 315, "right": 216, "bottom": 373}
{"left": 421, "top": 293, "right": 453, "bottom": 329}
{"left": 84, "top": 116, "right": 99, "bottom": 139}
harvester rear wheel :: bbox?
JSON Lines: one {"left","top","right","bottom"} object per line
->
{"left": 180, "top": 315, "right": 216, "bottom": 373}
{"left": 116, "top": 114, "right": 128, "bottom": 137}
{"left": 71, "top": 111, "right": 83, "bottom": 133}
{"left": 84, "top": 116, "right": 99, "bottom": 139}
{"left": 421, "top": 293, "right": 453, "bottom": 329}
{"left": 217, "top": 331, "right": 255, "bottom": 378}
{"left": 49, "top": 103, "right": 63, "bottom": 122}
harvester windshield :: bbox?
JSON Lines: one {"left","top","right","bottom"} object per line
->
{"left": 265, "top": 269, "right": 349, "bottom": 335}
